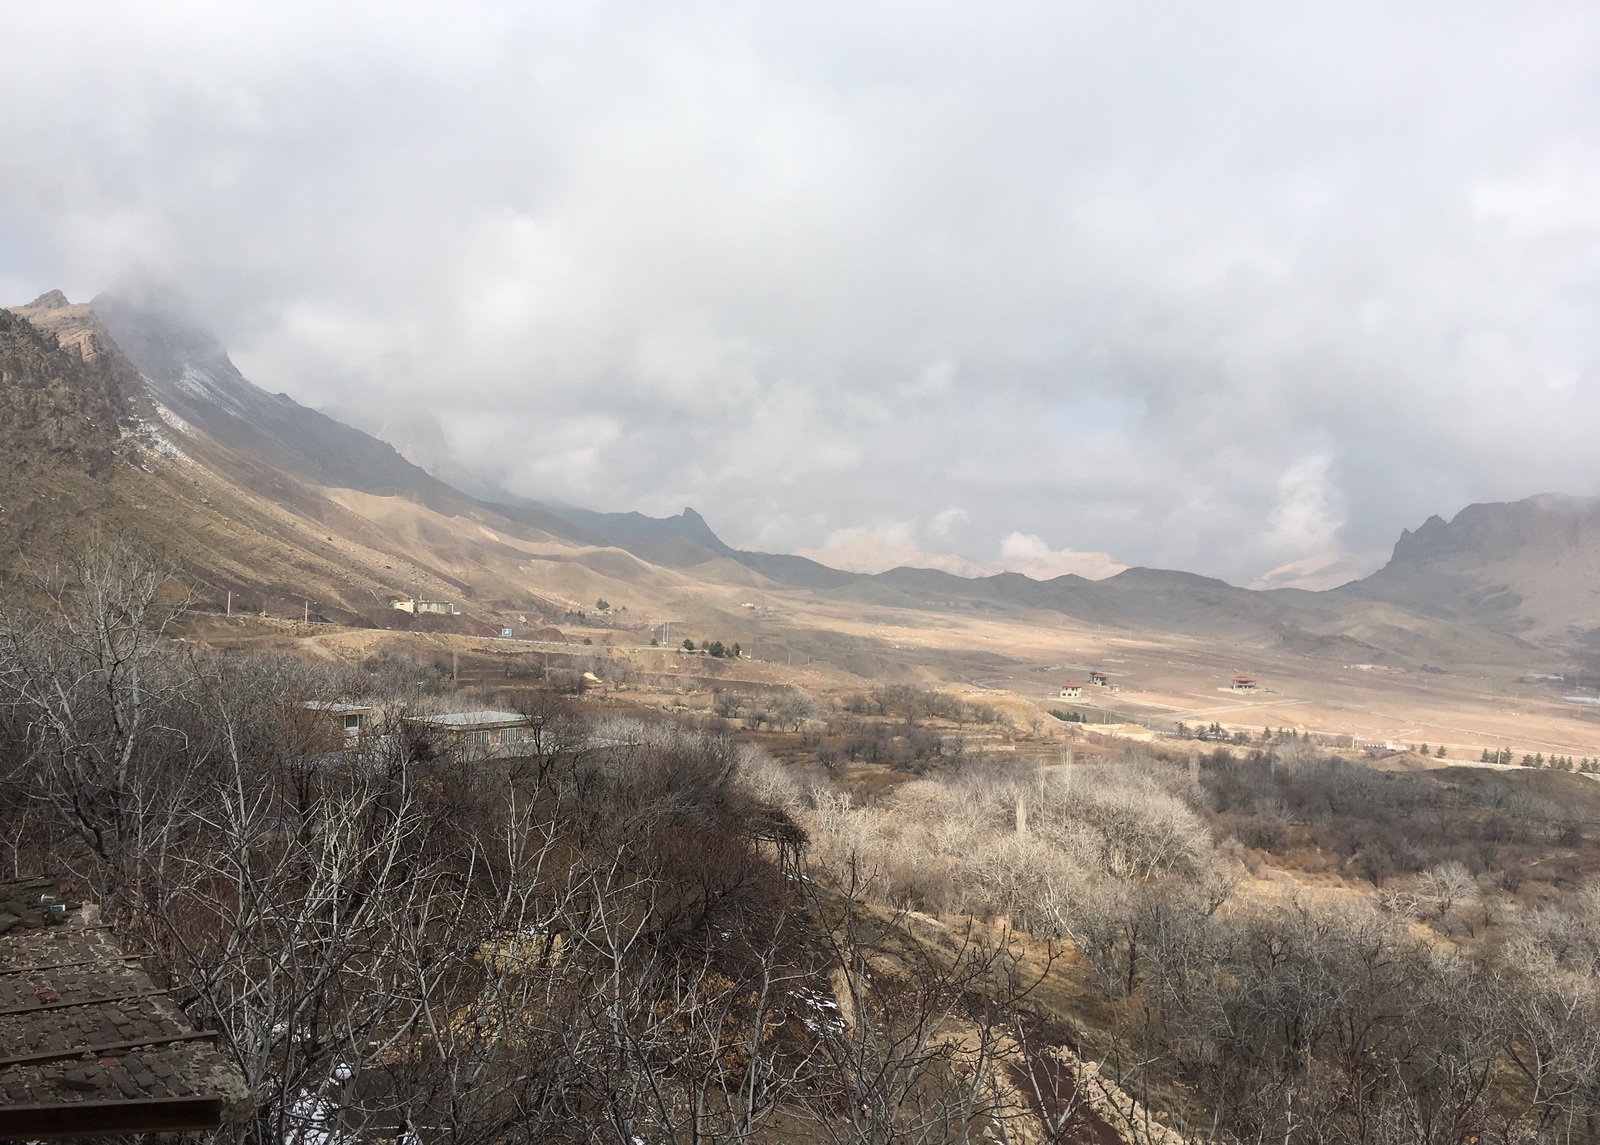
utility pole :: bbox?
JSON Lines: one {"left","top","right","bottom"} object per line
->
{"left": 303, "top": 599, "right": 309, "bottom": 625}
{"left": 226, "top": 590, "right": 232, "bottom": 617}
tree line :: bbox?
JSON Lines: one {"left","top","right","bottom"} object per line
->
{"left": 0, "top": 542, "right": 1096, "bottom": 1144}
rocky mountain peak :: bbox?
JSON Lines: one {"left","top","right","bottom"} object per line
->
{"left": 0, "top": 306, "right": 130, "bottom": 474}
{"left": 26, "top": 290, "right": 70, "bottom": 309}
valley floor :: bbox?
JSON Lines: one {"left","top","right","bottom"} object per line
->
{"left": 192, "top": 579, "right": 1600, "bottom": 764}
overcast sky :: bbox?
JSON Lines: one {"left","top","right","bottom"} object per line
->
{"left": 4, "top": 2, "right": 1600, "bottom": 586}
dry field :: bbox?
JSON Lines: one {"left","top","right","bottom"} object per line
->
{"left": 190, "top": 559, "right": 1600, "bottom": 763}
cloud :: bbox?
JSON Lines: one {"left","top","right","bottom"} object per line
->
{"left": 996, "top": 534, "right": 1128, "bottom": 581}
{"left": 5, "top": 2, "right": 1600, "bottom": 583}
{"left": 1247, "top": 553, "right": 1369, "bottom": 592}
{"left": 796, "top": 523, "right": 993, "bottom": 577}
{"left": 798, "top": 522, "right": 1125, "bottom": 581}
{"left": 1262, "top": 456, "right": 1343, "bottom": 556}
{"left": 928, "top": 506, "right": 968, "bottom": 538}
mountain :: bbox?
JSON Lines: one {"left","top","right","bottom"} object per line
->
{"left": 0, "top": 282, "right": 1581, "bottom": 673}
{"left": 543, "top": 506, "right": 734, "bottom": 568}
{"left": 0, "top": 299, "right": 141, "bottom": 574}
{"left": 88, "top": 284, "right": 767, "bottom": 566}
{"left": 0, "top": 294, "right": 132, "bottom": 472}
{"left": 4, "top": 290, "right": 690, "bottom": 626}
{"left": 91, "top": 284, "right": 496, "bottom": 507}
{"left": 1339, "top": 494, "right": 1600, "bottom": 646}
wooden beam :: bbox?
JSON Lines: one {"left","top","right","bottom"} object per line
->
{"left": 0, "top": 1029, "right": 218, "bottom": 1070}
{"left": 0, "top": 955, "right": 142, "bottom": 976}
{"left": 0, "top": 988, "right": 166, "bottom": 1018}
{"left": 0, "top": 1095, "right": 224, "bottom": 1137}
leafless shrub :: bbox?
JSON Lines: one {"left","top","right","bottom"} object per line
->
{"left": 1414, "top": 860, "right": 1480, "bottom": 919}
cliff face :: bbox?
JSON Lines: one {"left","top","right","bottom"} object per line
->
{"left": 1339, "top": 495, "right": 1600, "bottom": 642}
{"left": 0, "top": 301, "right": 152, "bottom": 585}
{"left": 0, "top": 300, "right": 134, "bottom": 477}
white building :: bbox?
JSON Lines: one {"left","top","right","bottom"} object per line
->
{"left": 392, "top": 598, "right": 458, "bottom": 616}
{"left": 408, "top": 709, "right": 537, "bottom": 751}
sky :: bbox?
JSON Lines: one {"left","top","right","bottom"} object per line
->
{"left": 3, "top": 2, "right": 1600, "bottom": 587}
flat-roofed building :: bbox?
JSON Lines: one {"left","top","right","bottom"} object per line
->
{"left": 391, "top": 598, "right": 458, "bottom": 616}
{"left": 303, "top": 701, "right": 377, "bottom": 745}
{"left": 408, "top": 710, "right": 538, "bottom": 752}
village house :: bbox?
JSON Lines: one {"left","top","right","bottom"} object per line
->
{"left": 1088, "top": 671, "right": 1110, "bottom": 687}
{"left": 302, "top": 703, "right": 545, "bottom": 759}
{"left": 1059, "top": 682, "right": 1083, "bottom": 700}
{"left": 1232, "top": 674, "right": 1257, "bottom": 692}
{"left": 392, "top": 597, "right": 458, "bottom": 616}
{"left": 303, "top": 700, "right": 377, "bottom": 745}
{"left": 408, "top": 709, "right": 539, "bottom": 753}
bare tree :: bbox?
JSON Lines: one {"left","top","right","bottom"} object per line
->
{"left": 0, "top": 536, "right": 193, "bottom": 895}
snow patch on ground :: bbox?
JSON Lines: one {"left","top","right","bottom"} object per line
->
{"left": 153, "top": 401, "right": 193, "bottom": 434}
{"left": 173, "top": 364, "right": 253, "bottom": 417}
{"left": 792, "top": 986, "right": 845, "bottom": 1035}
{"left": 122, "top": 416, "right": 189, "bottom": 463}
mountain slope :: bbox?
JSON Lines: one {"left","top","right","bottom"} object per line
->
{"left": 4, "top": 292, "right": 736, "bottom": 629}
{"left": 90, "top": 284, "right": 758, "bottom": 564}
{"left": 90, "top": 284, "right": 514, "bottom": 509}
{"left": 1338, "top": 494, "right": 1600, "bottom": 644}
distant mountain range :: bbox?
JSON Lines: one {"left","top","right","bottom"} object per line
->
{"left": 3, "top": 283, "right": 1594, "bottom": 670}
